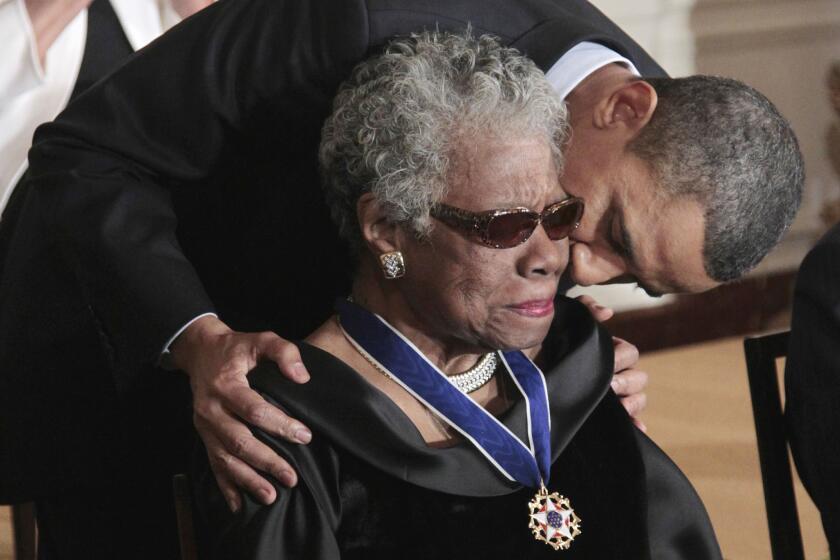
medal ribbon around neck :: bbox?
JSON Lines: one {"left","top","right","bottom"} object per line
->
{"left": 336, "top": 298, "right": 551, "bottom": 489}
{"left": 337, "top": 298, "right": 582, "bottom": 549}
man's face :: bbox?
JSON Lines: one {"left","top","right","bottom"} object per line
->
{"left": 561, "top": 135, "right": 720, "bottom": 295}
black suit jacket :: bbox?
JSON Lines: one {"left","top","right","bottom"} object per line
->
{"left": 0, "top": 0, "right": 665, "bottom": 502}
{"left": 786, "top": 223, "right": 840, "bottom": 555}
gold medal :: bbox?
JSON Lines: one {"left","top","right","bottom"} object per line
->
{"left": 528, "top": 485, "right": 581, "bottom": 550}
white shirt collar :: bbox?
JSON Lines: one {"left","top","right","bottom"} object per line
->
{"left": 546, "top": 41, "right": 641, "bottom": 99}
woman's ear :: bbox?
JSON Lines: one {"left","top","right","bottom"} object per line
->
{"left": 593, "top": 79, "right": 658, "bottom": 138}
{"left": 357, "top": 192, "right": 401, "bottom": 255}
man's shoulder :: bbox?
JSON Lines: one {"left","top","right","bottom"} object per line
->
{"left": 797, "top": 223, "right": 840, "bottom": 288}
{"left": 363, "top": 0, "right": 640, "bottom": 58}
{"left": 791, "top": 223, "right": 840, "bottom": 329}
{"left": 815, "top": 222, "right": 840, "bottom": 249}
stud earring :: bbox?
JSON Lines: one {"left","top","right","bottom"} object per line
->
{"left": 379, "top": 251, "right": 406, "bottom": 279}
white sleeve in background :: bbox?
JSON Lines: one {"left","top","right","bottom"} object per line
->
{"left": 158, "top": 0, "right": 183, "bottom": 32}
{"left": 109, "top": 0, "right": 165, "bottom": 51}
{"left": 0, "top": 0, "right": 87, "bottom": 216}
{"left": 0, "top": 0, "right": 43, "bottom": 99}
{"left": 111, "top": 0, "right": 205, "bottom": 52}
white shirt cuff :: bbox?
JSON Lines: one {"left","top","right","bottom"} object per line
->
{"left": 158, "top": 312, "right": 218, "bottom": 369}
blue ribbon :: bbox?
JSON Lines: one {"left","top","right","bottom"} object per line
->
{"left": 337, "top": 298, "right": 551, "bottom": 489}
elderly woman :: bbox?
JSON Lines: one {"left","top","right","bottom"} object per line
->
{"left": 194, "top": 31, "right": 721, "bottom": 559}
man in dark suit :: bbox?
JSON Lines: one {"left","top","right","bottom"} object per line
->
{"left": 0, "top": 0, "right": 803, "bottom": 556}
{"left": 786, "top": 222, "right": 840, "bottom": 556}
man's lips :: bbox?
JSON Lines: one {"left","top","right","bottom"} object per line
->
{"left": 509, "top": 299, "right": 555, "bottom": 317}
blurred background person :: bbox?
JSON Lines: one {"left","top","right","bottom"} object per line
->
{"left": 786, "top": 220, "right": 840, "bottom": 558}
{"left": 0, "top": 0, "right": 212, "bottom": 265}
{"left": 784, "top": 62, "right": 840, "bottom": 559}
{"left": 0, "top": 1, "right": 212, "bottom": 557}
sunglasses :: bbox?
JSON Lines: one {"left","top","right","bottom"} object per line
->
{"left": 430, "top": 197, "right": 584, "bottom": 249}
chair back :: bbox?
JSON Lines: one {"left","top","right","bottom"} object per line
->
{"left": 11, "top": 502, "right": 36, "bottom": 560}
{"left": 173, "top": 473, "right": 199, "bottom": 560}
{"left": 743, "top": 330, "right": 805, "bottom": 560}
{"left": 9, "top": 478, "right": 199, "bottom": 560}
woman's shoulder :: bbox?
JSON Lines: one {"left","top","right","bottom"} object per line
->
{"left": 545, "top": 391, "right": 721, "bottom": 559}
{"left": 245, "top": 342, "right": 431, "bottom": 466}
{"left": 246, "top": 342, "right": 377, "bottom": 434}
{"left": 540, "top": 296, "right": 615, "bottom": 457}
{"left": 542, "top": 295, "right": 610, "bottom": 371}
{"left": 246, "top": 343, "right": 526, "bottom": 496}
{"left": 632, "top": 428, "right": 723, "bottom": 558}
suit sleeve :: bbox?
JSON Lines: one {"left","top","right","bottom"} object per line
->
{"left": 785, "top": 232, "right": 840, "bottom": 551}
{"left": 23, "top": 0, "right": 369, "bottom": 365}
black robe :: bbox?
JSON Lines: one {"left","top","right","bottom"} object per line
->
{"left": 194, "top": 300, "right": 721, "bottom": 559}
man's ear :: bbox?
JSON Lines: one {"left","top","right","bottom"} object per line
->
{"left": 357, "top": 192, "right": 401, "bottom": 255}
{"left": 593, "top": 79, "right": 658, "bottom": 137}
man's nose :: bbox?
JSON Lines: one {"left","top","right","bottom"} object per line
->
{"left": 569, "top": 242, "right": 626, "bottom": 286}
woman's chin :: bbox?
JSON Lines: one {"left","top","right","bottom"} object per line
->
{"left": 487, "top": 314, "right": 554, "bottom": 352}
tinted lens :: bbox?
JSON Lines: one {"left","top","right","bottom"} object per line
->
{"left": 486, "top": 212, "right": 539, "bottom": 247}
{"left": 542, "top": 199, "right": 583, "bottom": 240}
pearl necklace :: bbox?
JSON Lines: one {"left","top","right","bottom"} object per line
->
{"left": 447, "top": 352, "right": 499, "bottom": 393}
{"left": 359, "top": 345, "right": 498, "bottom": 394}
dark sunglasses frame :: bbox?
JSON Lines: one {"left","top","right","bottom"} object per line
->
{"left": 430, "top": 197, "right": 584, "bottom": 249}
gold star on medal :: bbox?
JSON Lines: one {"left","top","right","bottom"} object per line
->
{"left": 528, "top": 489, "right": 581, "bottom": 550}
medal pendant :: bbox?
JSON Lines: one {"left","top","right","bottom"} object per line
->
{"left": 528, "top": 486, "right": 581, "bottom": 551}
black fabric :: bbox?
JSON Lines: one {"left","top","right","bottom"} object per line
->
{"left": 0, "top": 0, "right": 665, "bottom": 507}
{"left": 785, "top": 222, "right": 840, "bottom": 556}
{"left": 194, "top": 299, "right": 720, "bottom": 559}
{"left": 30, "top": 371, "right": 195, "bottom": 560}
{"left": 0, "top": 169, "right": 29, "bottom": 280}
{"left": 35, "top": 476, "right": 180, "bottom": 560}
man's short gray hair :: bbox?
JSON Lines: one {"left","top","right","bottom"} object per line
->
{"left": 630, "top": 76, "right": 804, "bottom": 282}
{"left": 319, "top": 30, "right": 568, "bottom": 250}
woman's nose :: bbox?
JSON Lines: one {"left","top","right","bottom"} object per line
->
{"left": 519, "top": 226, "right": 568, "bottom": 277}
{"left": 568, "top": 242, "right": 626, "bottom": 286}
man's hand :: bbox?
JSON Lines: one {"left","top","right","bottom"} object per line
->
{"left": 575, "top": 295, "right": 649, "bottom": 431}
{"left": 611, "top": 336, "right": 648, "bottom": 432}
{"left": 170, "top": 315, "right": 311, "bottom": 512}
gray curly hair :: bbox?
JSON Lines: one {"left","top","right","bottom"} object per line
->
{"left": 319, "top": 30, "right": 569, "bottom": 250}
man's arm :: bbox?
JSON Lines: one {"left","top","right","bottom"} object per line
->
{"left": 23, "top": 0, "right": 368, "bottom": 508}
{"left": 28, "top": 0, "right": 368, "bottom": 363}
